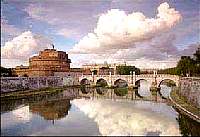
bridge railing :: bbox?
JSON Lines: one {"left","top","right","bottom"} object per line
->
{"left": 80, "top": 74, "right": 179, "bottom": 78}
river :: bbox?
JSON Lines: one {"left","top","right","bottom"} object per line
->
{"left": 1, "top": 83, "right": 200, "bottom": 136}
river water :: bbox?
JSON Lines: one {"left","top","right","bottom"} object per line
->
{"left": 1, "top": 84, "right": 200, "bottom": 136}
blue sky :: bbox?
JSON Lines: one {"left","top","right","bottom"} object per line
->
{"left": 1, "top": 0, "right": 200, "bottom": 68}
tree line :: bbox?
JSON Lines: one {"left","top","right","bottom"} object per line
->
{"left": 116, "top": 65, "right": 140, "bottom": 75}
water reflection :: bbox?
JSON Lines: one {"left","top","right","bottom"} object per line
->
{"left": 78, "top": 87, "right": 167, "bottom": 103}
{"left": 137, "top": 80, "right": 151, "bottom": 97}
{"left": 1, "top": 87, "right": 200, "bottom": 136}
{"left": 114, "top": 87, "right": 128, "bottom": 96}
{"left": 175, "top": 108, "right": 200, "bottom": 136}
{"left": 72, "top": 99, "right": 180, "bottom": 136}
{"left": 80, "top": 85, "right": 91, "bottom": 94}
{"left": 30, "top": 99, "right": 71, "bottom": 120}
{"left": 160, "top": 85, "right": 172, "bottom": 98}
{"left": 1, "top": 99, "right": 27, "bottom": 114}
{"left": 134, "top": 88, "right": 143, "bottom": 99}
{"left": 96, "top": 87, "right": 108, "bottom": 95}
{"left": 12, "top": 106, "right": 32, "bottom": 122}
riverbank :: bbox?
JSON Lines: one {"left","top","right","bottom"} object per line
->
{"left": 170, "top": 88, "right": 200, "bottom": 123}
{"left": 1, "top": 86, "right": 68, "bottom": 100}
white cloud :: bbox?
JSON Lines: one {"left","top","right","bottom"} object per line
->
{"left": 72, "top": 99, "right": 180, "bottom": 136}
{"left": 70, "top": 2, "right": 181, "bottom": 54}
{"left": 1, "top": 59, "right": 28, "bottom": 68}
{"left": 1, "top": 31, "right": 52, "bottom": 60}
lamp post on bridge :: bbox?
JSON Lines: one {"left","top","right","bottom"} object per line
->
{"left": 130, "top": 71, "right": 135, "bottom": 86}
{"left": 133, "top": 71, "right": 136, "bottom": 86}
{"left": 130, "top": 71, "right": 132, "bottom": 85}
{"left": 92, "top": 71, "right": 94, "bottom": 82}
{"left": 109, "top": 71, "right": 112, "bottom": 86}
{"left": 153, "top": 70, "right": 158, "bottom": 86}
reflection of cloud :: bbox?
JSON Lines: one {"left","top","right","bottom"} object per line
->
{"left": 29, "top": 99, "right": 71, "bottom": 120}
{"left": 29, "top": 105, "right": 101, "bottom": 136}
{"left": 138, "top": 80, "right": 151, "bottom": 96}
{"left": 72, "top": 99, "right": 180, "bottom": 136}
{"left": 1, "top": 106, "right": 32, "bottom": 130}
{"left": 12, "top": 105, "right": 32, "bottom": 121}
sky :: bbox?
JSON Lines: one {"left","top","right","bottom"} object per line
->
{"left": 1, "top": 0, "right": 200, "bottom": 69}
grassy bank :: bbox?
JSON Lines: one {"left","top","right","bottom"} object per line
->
{"left": 170, "top": 88, "right": 200, "bottom": 118}
{"left": 1, "top": 87, "right": 66, "bottom": 100}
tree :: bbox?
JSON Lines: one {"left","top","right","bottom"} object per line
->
{"left": 176, "top": 56, "right": 195, "bottom": 76}
{"left": 1, "top": 66, "right": 13, "bottom": 77}
{"left": 116, "top": 65, "right": 140, "bottom": 75}
{"left": 91, "top": 70, "right": 97, "bottom": 75}
{"left": 193, "top": 47, "right": 200, "bottom": 63}
{"left": 193, "top": 47, "right": 200, "bottom": 76}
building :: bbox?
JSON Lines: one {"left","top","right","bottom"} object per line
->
{"left": 13, "top": 48, "right": 71, "bottom": 77}
{"left": 14, "top": 65, "right": 29, "bottom": 77}
{"left": 54, "top": 68, "right": 84, "bottom": 77}
{"left": 29, "top": 49, "right": 71, "bottom": 76}
{"left": 82, "top": 62, "right": 122, "bottom": 75}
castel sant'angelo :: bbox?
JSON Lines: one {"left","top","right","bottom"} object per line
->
{"left": 14, "top": 44, "right": 71, "bottom": 77}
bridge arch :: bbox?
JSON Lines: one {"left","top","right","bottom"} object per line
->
{"left": 158, "top": 79, "right": 177, "bottom": 98}
{"left": 135, "top": 79, "right": 148, "bottom": 87}
{"left": 80, "top": 78, "right": 90, "bottom": 85}
{"left": 96, "top": 78, "right": 108, "bottom": 87}
{"left": 135, "top": 79, "right": 151, "bottom": 97}
{"left": 114, "top": 79, "right": 128, "bottom": 87}
{"left": 158, "top": 79, "right": 177, "bottom": 87}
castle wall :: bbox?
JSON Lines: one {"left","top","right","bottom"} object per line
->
{"left": 1, "top": 76, "right": 80, "bottom": 93}
{"left": 14, "top": 48, "right": 71, "bottom": 77}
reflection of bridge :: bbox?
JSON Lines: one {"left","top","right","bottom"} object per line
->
{"left": 79, "top": 74, "right": 180, "bottom": 87}
{"left": 78, "top": 87, "right": 169, "bottom": 103}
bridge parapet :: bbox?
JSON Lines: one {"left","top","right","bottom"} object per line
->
{"left": 79, "top": 74, "right": 180, "bottom": 87}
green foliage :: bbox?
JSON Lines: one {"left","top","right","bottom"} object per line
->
{"left": 160, "top": 79, "right": 176, "bottom": 87}
{"left": 193, "top": 47, "right": 200, "bottom": 63}
{"left": 80, "top": 85, "right": 91, "bottom": 94}
{"left": 116, "top": 65, "right": 140, "bottom": 75}
{"left": 176, "top": 56, "right": 196, "bottom": 76}
{"left": 1, "top": 66, "right": 13, "bottom": 77}
{"left": 177, "top": 112, "right": 200, "bottom": 136}
{"left": 96, "top": 81, "right": 107, "bottom": 87}
{"left": 158, "top": 67, "right": 177, "bottom": 75}
{"left": 92, "top": 70, "right": 97, "bottom": 75}
{"left": 96, "top": 87, "right": 107, "bottom": 95}
{"left": 114, "top": 87, "right": 128, "bottom": 96}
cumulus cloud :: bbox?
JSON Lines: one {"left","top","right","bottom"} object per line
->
{"left": 1, "top": 31, "right": 52, "bottom": 60}
{"left": 70, "top": 2, "right": 181, "bottom": 54}
{"left": 72, "top": 99, "right": 180, "bottom": 136}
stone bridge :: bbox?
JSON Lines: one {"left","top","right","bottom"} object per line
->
{"left": 79, "top": 74, "right": 180, "bottom": 87}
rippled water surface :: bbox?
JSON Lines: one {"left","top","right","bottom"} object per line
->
{"left": 1, "top": 86, "right": 200, "bottom": 136}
